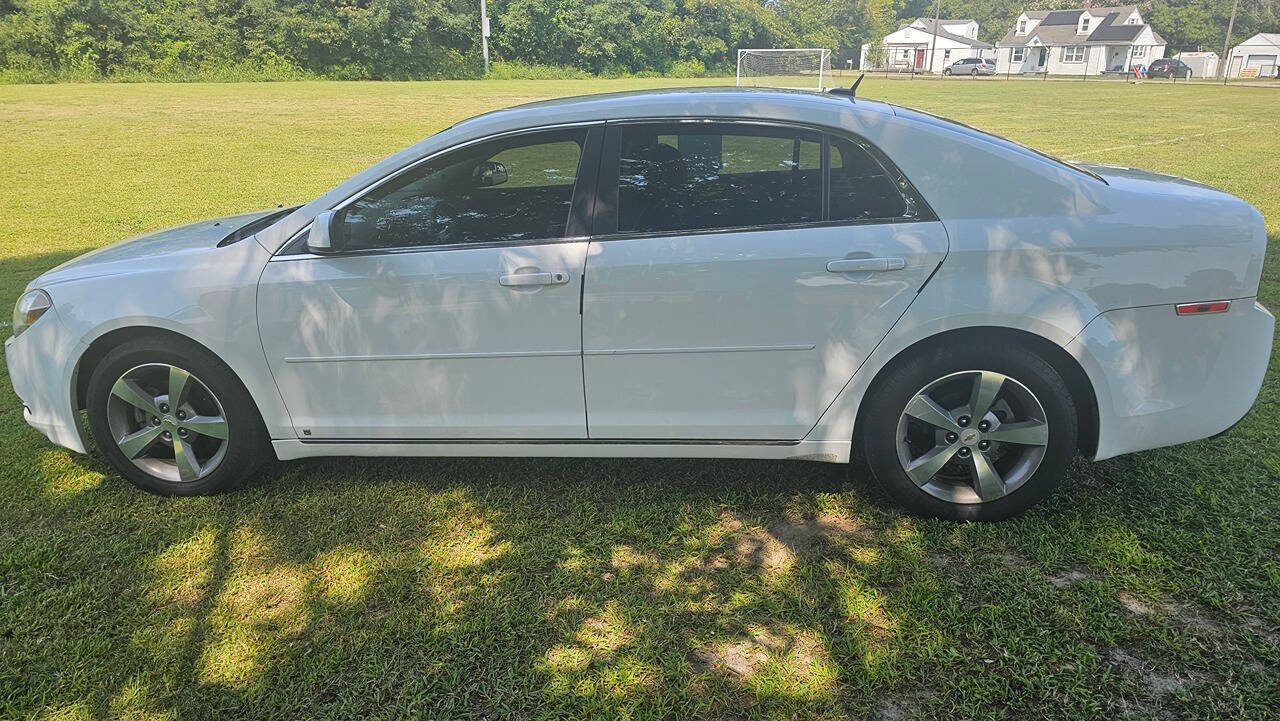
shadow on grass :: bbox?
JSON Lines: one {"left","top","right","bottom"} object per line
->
{"left": 8, "top": 429, "right": 1280, "bottom": 720}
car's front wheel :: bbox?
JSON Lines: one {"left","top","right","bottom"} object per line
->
{"left": 860, "top": 343, "right": 1078, "bottom": 521}
{"left": 86, "top": 337, "right": 269, "bottom": 495}
{"left": 943, "top": 68, "right": 951, "bottom": 76}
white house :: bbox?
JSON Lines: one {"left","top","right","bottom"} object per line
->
{"left": 1224, "top": 33, "right": 1280, "bottom": 77}
{"left": 995, "top": 6, "right": 1166, "bottom": 76}
{"left": 859, "top": 18, "right": 995, "bottom": 73}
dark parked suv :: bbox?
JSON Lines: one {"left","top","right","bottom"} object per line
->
{"left": 1148, "top": 58, "right": 1193, "bottom": 79}
{"left": 943, "top": 57, "right": 997, "bottom": 76}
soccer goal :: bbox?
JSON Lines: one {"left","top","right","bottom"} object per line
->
{"left": 736, "top": 48, "right": 833, "bottom": 90}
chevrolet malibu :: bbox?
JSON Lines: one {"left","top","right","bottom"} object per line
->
{"left": 7, "top": 88, "right": 1272, "bottom": 520}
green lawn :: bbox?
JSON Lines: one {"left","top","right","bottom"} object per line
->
{"left": 1, "top": 78, "right": 1277, "bottom": 721}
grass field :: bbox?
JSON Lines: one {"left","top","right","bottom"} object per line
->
{"left": 1, "top": 78, "right": 1278, "bottom": 721}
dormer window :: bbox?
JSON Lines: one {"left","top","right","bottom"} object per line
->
{"left": 1079, "top": 16, "right": 1091, "bottom": 33}
{"left": 1017, "top": 19, "right": 1027, "bottom": 34}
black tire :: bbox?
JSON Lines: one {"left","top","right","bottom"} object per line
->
{"left": 859, "top": 342, "right": 1077, "bottom": 521}
{"left": 971, "top": 68, "right": 979, "bottom": 77}
{"left": 943, "top": 68, "right": 951, "bottom": 76}
{"left": 86, "top": 336, "right": 270, "bottom": 496}
{"left": 1184, "top": 69, "right": 1192, "bottom": 79}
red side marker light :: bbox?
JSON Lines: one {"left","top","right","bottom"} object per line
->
{"left": 1175, "top": 300, "right": 1231, "bottom": 316}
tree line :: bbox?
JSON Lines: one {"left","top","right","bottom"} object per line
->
{"left": 0, "top": 0, "right": 1276, "bottom": 82}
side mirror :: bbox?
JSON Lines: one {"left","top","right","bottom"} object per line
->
{"left": 306, "top": 209, "right": 345, "bottom": 254}
{"left": 472, "top": 160, "right": 508, "bottom": 187}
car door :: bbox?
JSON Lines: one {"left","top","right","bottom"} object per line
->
{"left": 257, "top": 126, "right": 601, "bottom": 440}
{"left": 581, "top": 121, "right": 949, "bottom": 440}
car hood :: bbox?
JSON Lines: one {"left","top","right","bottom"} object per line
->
{"left": 30, "top": 208, "right": 281, "bottom": 290}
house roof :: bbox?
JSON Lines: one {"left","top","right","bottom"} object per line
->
{"left": 998, "top": 6, "right": 1158, "bottom": 47}
{"left": 909, "top": 18, "right": 976, "bottom": 26}
{"left": 902, "top": 18, "right": 993, "bottom": 48}
{"left": 1086, "top": 14, "right": 1142, "bottom": 42}
{"left": 1231, "top": 33, "right": 1280, "bottom": 49}
{"left": 1041, "top": 10, "right": 1086, "bottom": 26}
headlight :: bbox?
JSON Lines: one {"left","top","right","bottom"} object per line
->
{"left": 12, "top": 289, "right": 52, "bottom": 337}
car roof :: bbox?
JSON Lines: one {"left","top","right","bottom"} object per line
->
{"left": 448, "top": 86, "right": 895, "bottom": 137}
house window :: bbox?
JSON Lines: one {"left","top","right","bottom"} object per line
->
{"left": 901, "top": 49, "right": 910, "bottom": 59}
{"left": 1063, "top": 45, "right": 1087, "bottom": 63}
{"left": 1080, "top": 16, "right": 1091, "bottom": 33}
{"left": 1017, "top": 19, "right": 1027, "bottom": 34}
{"left": 1012, "top": 47, "right": 1025, "bottom": 62}
{"left": 1131, "top": 46, "right": 1146, "bottom": 59}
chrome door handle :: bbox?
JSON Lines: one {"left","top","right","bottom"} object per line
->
{"left": 826, "top": 257, "right": 906, "bottom": 273}
{"left": 499, "top": 271, "right": 569, "bottom": 287}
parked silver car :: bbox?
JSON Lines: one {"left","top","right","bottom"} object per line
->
{"left": 944, "top": 57, "right": 996, "bottom": 76}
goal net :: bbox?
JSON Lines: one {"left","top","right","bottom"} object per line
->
{"left": 736, "top": 48, "right": 832, "bottom": 90}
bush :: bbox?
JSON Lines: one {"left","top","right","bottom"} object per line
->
{"left": 667, "top": 58, "right": 707, "bottom": 77}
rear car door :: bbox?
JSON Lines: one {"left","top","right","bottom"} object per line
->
{"left": 257, "top": 126, "right": 601, "bottom": 440}
{"left": 580, "top": 121, "right": 949, "bottom": 440}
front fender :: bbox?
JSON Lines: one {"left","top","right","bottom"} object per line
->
{"left": 46, "top": 240, "right": 295, "bottom": 444}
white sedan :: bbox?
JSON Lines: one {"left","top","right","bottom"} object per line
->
{"left": 7, "top": 88, "right": 1273, "bottom": 520}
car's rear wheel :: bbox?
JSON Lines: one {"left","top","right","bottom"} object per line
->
{"left": 86, "top": 337, "right": 269, "bottom": 495}
{"left": 971, "top": 68, "right": 979, "bottom": 76}
{"left": 860, "top": 343, "right": 1077, "bottom": 521}
{"left": 1184, "top": 69, "right": 1192, "bottom": 79}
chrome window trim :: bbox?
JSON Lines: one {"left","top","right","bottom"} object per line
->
{"left": 275, "top": 120, "right": 605, "bottom": 257}
{"left": 583, "top": 216, "right": 938, "bottom": 246}
{"left": 270, "top": 235, "right": 594, "bottom": 262}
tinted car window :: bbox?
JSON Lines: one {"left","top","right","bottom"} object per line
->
{"left": 829, "top": 137, "right": 910, "bottom": 221}
{"left": 340, "top": 129, "right": 585, "bottom": 251}
{"left": 616, "top": 123, "right": 822, "bottom": 234}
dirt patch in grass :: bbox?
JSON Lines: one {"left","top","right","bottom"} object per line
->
{"left": 874, "top": 691, "right": 933, "bottom": 721}
{"left": 724, "top": 511, "right": 863, "bottom": 574}
{"left": 1048, "top": 569, "right": 1090, "bottom": 588}
{"left": 1115, "top": 593, "right": 1278, "bottom": 645}
{"left": 1103, "top": 647, "right": 1197, "bottom": 696}
{"left": 1117, "top": 592, "right": 1157, "bottom": 616}
{"left": 694, "top": 625, "right": 828, "bottom": 680}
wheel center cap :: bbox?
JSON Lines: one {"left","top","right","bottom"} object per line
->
{"left": 960, "top": 429, "right": 980, "bottom": 446}
{"left": 161, "top": 415, "right": 179, "bottom": 430}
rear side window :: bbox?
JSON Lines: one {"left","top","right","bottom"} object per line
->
{"left": 615, "top": 123, "right": 822, "bottom": 234}
{"left": 828, "top": 137, "right": 910, "bottom": 221}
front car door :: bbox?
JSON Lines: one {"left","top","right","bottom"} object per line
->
{"left": 257, "top": 126, "right": 601, "bottom": 439}
{"left": 581, "top": 120, "right": 949, "bottom": 440}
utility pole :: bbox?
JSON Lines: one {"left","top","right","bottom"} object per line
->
{"left": 480, "top": 0, "right": 491, "bottom": 74}
{"left": 1220, "top": 0, "right": 1238, "bottom": 81}
{"left": 928, "top": 0, "right": 941, "bottom": 74}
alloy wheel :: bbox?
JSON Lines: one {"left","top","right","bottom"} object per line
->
{"left": 895, "top": 370, "right": 1049, "bottom": 504}
{"left": 105, "top": 363, "right": 230, "bottom": 482}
